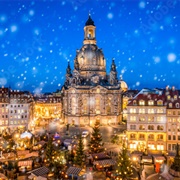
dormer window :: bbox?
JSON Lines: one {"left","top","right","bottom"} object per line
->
{"left": 133, "top": 100, "right": 137, "bottom": 105}
{"left": 167, "top": 95, "right": 171, "bottom": 100}
{"left": 157, "top": 100, "right": 163, "bottom": 106}
{"left": 139, "top": 100, "right": 145, "bottom": 106}
{"left": 174, "top": 95, "right": 177, "bottom": 100}
{"left": 148, "top": 100, "right": 154, "bottom": 106}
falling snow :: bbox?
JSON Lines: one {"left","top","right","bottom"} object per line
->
{"left": 0, "top": 1, "right": 179, "bottom": 93}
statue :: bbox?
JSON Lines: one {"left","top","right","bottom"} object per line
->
{"left": 176, "top": 143, "right": 179, "bottom": 156}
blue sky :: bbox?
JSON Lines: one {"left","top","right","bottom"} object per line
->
{"left": 0, "top": 0, "right": 179, "bottom": 93}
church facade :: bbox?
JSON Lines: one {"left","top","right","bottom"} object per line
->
{"left": 61, "top": 15, "right": 127, "bottom": 126}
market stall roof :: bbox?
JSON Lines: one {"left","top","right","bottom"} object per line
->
{"left": 93, "top": 159, "right": 116, "bottom": 166}
{"left": 91, "top": 152, "right": 110, "bottom": 160}
{"left": 28, "top": 166, "right": 49, "bottom": 177}
{"left": 67, "top": 167, "right": 82, "bottom": 176}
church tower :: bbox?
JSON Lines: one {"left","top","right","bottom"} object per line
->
{"left": 83, "top": 14, "right": 96, "bottom": 45}
{"left": 61, "top": 15, "right": 127, "bottom": 126}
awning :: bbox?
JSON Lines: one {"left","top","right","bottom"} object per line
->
{"left": 93, "top": 159, "right": 116, "bottom": 166}
{"left": 91, "top": 153, "right": 109, "bottom": 160}
{"left": 18, "top": 160, "right": 33, "bottom": 167}
{"left": 67, "top": 167, "right": 82, "bottom": 176}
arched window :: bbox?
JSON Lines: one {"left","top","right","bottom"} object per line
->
{"left": 169, "top": 103, "right": 172, "bottom": 108}
{"left": 72, "top": 97, "right": 76, "bottom": 115}
{"left": 139, "top": 125, "right": 145, "bottom": 130}
{"left": 106, "top": 97, "right": 111, "bottom": 114}
{"left": 148, "top": 134, "right": 154, "bottom": 140}
{"left": 157, "top": 134, "right": 163, "bottom": 140}
{"left": 148, "top": 125, "right": 154, "bottom": 130}
{"left": 83, "top": 98, "right": 87, "bottom": 114}
{"left": 176, "top": 103, "right": 179, "bottom": 108}
{"left": 95, "top": 97, "right": 100, "bottom": 114}
{"left": 133, "top": 100, "right": 137, "bottom": 105}
{"left": 130, "top": 134, "right": 136, "bottom": 139}
{"left": 157, "top": 125, "right": 164, "bottom": 130}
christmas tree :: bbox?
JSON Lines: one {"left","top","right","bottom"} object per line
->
{"left": 45, "top": 137, "right": 54, "bottom": 166}
{"left": 74, "top": 135, "right": 85, "bottom": 167}
{"left": 88, "top": 121, "right": 104, "bottom": 153}
{"left": 115, "top": 142, "right": 133, "bottom": 180}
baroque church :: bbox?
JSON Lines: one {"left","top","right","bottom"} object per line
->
{"left": 61, "top": 15, "right": 128, "bottom": 126}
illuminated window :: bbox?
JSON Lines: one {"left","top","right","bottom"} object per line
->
{"left": 148, "top": 109, "right": 154, "bottom": 114}
{"left": 83, "top": 98, "right": 87, "bottom": 114}
{"left": 130, "top": 116, "right": 136, "bottom": 121}
{"left": 167, "top": 95, "right": 171, "bottom": 100}
{"left": 139, "top": 109, "right": 145, "bottom": 114}
{"left": 139, "top": 100, "right": 145, "bottom": 105}
{"left": 107, "top": 97, "right": 111, "bottom": 114}
{"left": 148, "top": 117, "right": 154, "bottom": 122}
{"left": 71, "top": 97, "right": 76, "bottom": 115}
{"left": 139, "top": 117, "right": 145, "bottom": 121}
{"left": 148, "top": 100, "right": 154, "bottom": 106}
{"left": 169, "top": 103, "right": 172, "bottom": 108}
{"left": 95, "top": 97, "right": 100, "bottom": 114}
{"left": 174, "top": 95, "right": 177, "bottom": 100}
{"left": 130, "top": 143, "right": 137, "bottom": 149}
{"left": 157, "top": 100, "right": 163, "bottom": 106}
{"left": 157, "top": 144, "right": 164, "bottom": 150}
{"left": 130, "top": 108, "right": 136, "bottom": 113}
{"left": 157, "top": 117, "right": 163, "bottom": 122}
{"left": 167, "top": 111, "right": 172, "bottom": 115}
{"left": 157, "top": 109, "right": 164, "bottom": 113}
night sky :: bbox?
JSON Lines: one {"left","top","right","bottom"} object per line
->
{"left": 0, "top": 0, "right": 179, "bottom": 94}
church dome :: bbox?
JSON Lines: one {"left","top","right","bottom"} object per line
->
{"left": 76, "top": 44, "right": 106, "bottom": 72}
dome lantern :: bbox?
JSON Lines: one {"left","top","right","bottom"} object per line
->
{"left": 83, "top": 14, "right": 96, "bottom": 45}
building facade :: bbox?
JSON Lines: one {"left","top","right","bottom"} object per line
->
{"left": 61, "top": 15, "right": 126, "bottom": 126}
{"left": 127, "top": 88, "right": 167, "bottom": 152}
{"left": 0, "top": 87, "right": 33, "bottom": 132}
{"left": 127, "top": 87, "right": 180, "bottom": 153}
{"left": 31, "top": 94, "right": 62, "bottom": 128}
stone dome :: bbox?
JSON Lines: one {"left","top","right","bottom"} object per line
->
{"left": 76, "top": 44, "right": 106, "bottom": 72}
{"left": 120, "top": 79, "right": 128, "bottom": 91}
